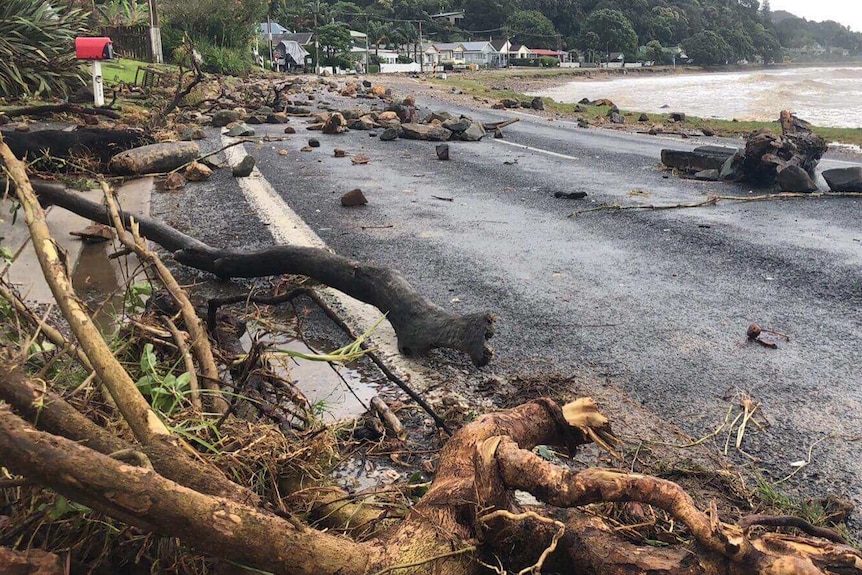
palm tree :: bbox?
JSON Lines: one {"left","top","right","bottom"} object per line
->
{"left": 366, "top": 20, "right": 391, "bottom": 55}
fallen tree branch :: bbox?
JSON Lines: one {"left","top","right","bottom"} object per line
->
{"left": 0, "top": 136, "right": 170, "bottom": 445}
{"left": 570, "top": 192, "right": 862, "bottom": 217}
{"left": 164, "top": 317, "right": 203, "bottom": 411}
{"left": 102, "top": 181, "right": 227, "bottom": 414}
{"left": 739, "top": 515, "right": 846, "bottom": 544}
{"left": 4, "top": 102, "right": 123, "bottom": 120}
{"left": 26, "top": 180, "right": 495, "bottom": 367}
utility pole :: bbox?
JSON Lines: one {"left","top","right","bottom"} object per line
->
{"left": 314, "top": 0, "right": 320, "bottom": 74}
{"left": 147, "top": 0, "right": 163, "bottom": 64}
{"left": 418, "top": 20, "right": 424, "bottom": 72}
{"left": 266, "top": 12, "right": 273, "bottom": 70}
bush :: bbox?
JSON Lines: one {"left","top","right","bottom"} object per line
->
{"left": 396, "top": 55, "right": 413, "bottom": 64}
{"left": 510, "top": 58, "right": 542, "bottom": 67}
{"left": 539, "top": 56, "right": 560, "bottom": 67}
{"left": 0, "top": 0, "right": 90, "bottom": 98}
{"left": 195, "top": 40, "right": 254, "bottom": 76}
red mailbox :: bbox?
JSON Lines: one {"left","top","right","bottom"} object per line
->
{"left": 75, "top": 37, "right": 114, "bottom": 60}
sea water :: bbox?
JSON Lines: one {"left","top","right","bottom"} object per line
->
{"left": 532, "top": 66, "right": 862, "bottom": 128}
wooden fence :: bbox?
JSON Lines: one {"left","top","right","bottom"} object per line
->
{"left": 100, "top": 25, "right": 152, "bottom": 62}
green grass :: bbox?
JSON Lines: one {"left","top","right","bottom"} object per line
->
{"left": 433, "top": 74, "right": 862, "bottom": 147}
{"left": 100, "top": 57, "right": 177, "bottom": 86}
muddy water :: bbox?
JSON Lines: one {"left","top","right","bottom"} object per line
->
{"left": 72, "top": 241, "right": 142, "bottom": 333}
{"left": 532, "top": 66, "right": 862, "bottom": 128}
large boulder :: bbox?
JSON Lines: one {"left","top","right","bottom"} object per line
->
{"left": 322, "top": 112, "right": 347, "bottom": 134}
{"left": 458, "top": 121, "right": 486, "bottom": 142}
{"left": 347, "top": 116, "right": 375, "bottom": 130}
{"left": 777, "top": 165, "right": 818, "bottom": 192}
{"left": 212, "top": 109, "right": 240, "bottom": 127}
{"left": 740, "top": 128, "right": 826, "bottom": 185}
{"left": 822, "top": 167, "right": 862, "bottom": 192}
{"left": 442, "top": 118, "right": 471, "bottom": 133}
{"left": 110, "top": 142, "right": 200, "bottom": 175}
{"left": 401, "top": 123, "right": 451, "bottom": 141}
{"left": 661, "top": 146, "right": 737, "bottom": 173}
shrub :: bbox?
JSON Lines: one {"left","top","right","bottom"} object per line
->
{"left": 197, "top": 42, "right": 254, "bottom": 76}
{"left": 510, "top": 58, "right": 541, "bottom": 67}
{"left": 0, "top": 0, "right": 90, "bottom": 98}
{"left": 396, "top": 55, "right": 413, "bottom": 64}
{"left": 539, "top": 56, "right": 560, "bottom": 67}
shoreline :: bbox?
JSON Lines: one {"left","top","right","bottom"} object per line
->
{"left": 397, "top": 69, "right": 862, "bottom": 149}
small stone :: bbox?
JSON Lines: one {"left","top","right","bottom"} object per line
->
{"left": 494, "top": 129, "right": 503, "bottom": 138}
{"left": 184, "top": 161, "right": 213, "bottom": 182}
{"left": 351, "top": 154, "right": 370, "bottom": 165}
{"left": 322, "top": 112, "right": 347, "bottom": 134}
{"left": 84, "top": 115, "right": 100, "bottom": 125}
{"left": 284, "top": 126, "right": 296, "bottom": 134}
{"left": 341, "top": 188, "right": 368, "bottom": 206}
{"left": 702, "top": 127, "right": 715, "bottom": 137}
{"left": 308, "top": 138, "right": 320, "bottom": 148}
{"left": 577, "top": 119, "right": 590, "bottom": 129}
{"left": 212, "top": 109, "right": 241, "bottom": 127}
{"left": 232, "top": 155, "right": 255, "bottom": 177}
{"left": 191, "top": 128, "right": 207, "bottom": 140}
{"left": 225, "top": 123, "right": 255, "bottom": 137}
{"left": 266, "top": 112, "right": 289, "bottom": 124}
{"left": 531, "top": 96, "right": 544, "bottom": 110}
{"left": 638, "top": 113, "right": 650, "bottom": 122}
{"left": 436, "top": 144, "right": 450, "bottom": 160}
{"left": 694, "top": 169, "right": 719, "bottom": 181}
{"left": 334, "top": 148, "right": 347, "bottom": 158}
{"left": 609, "top": 112, "right": 625, "bottom": 124}
{"left": 380, "top": 128, "right": 399, "bottom": 141}
{"left": 301, "top": 146, "right": 313, "bottom": 152}
{"left": 14, "top": 124, "right": 30, "bottom": 132}
{"left": 164, "top": 172, "right": 186, "bottom": 190}
{"left": 0, "top": 113, "right": 9, "bottom": 125}
{"left": 670, "top": 112, "right": 686, "bottom": 122}
{"left": 246, "top": 115, "right": 265, "bottom": 125}
{"left": 279, "top": 149, "right": 288, "bottom": 156}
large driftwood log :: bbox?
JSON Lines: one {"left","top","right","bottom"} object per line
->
{"left": 1, "top": 127, "right": 151, "bottom": 164}
{"left": 4, "top": 102, "right": 122, "bottom": 120}
{"left": 28, "top": 180, "right": 496, "bottom": 366}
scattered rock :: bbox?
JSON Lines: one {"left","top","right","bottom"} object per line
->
{"left": 702, "top": 127, "right": 715, "bottom": 137}
{"left": 531, "top": 97, "right": 544, "bottom": 111}
{"left": 322, "top": 112, "right": 347, "bottom": 135}
{"left": 574, "top": 104, "right": 587, "bottom": 113}
{"left": 401, "top": 123, "right": 451, "bottom": 142}
{"left": 592, "top": 98, "right": 615, "bottom": 108}
{"left": 185, "top": 161, "right": 213, "bottom": 182}
{"left": 694, "top": 169, "right": 719, "bottom": 181}
{"left": 380, "top": 128, "right": 399, "bottom": 141}
{"left": 777, "top": 165, "right": 818, "bottom": 192}
{"left": 232, "top": 155, "right": 255, "bottom": 177}
{"left": 660, "top": 104, "right": 671, "bottom": 109}
{"left": 579, "top": 98, "right": 591, "bottom": 105}
{"left": 341, "top": 188, "right": 368, "bottom": 206}
{"left": 648, "top": 124, "right": 664, "bottom": 135}
{"left": 84, "top": 115, "right": 100, "bottom": 126}
{"left": 436, "top": 143, "right": 450, "bottom": 160}
{"left": 371, "top": 85, "right": 386, "bottom": 97}
{"left": 308, "top": 138, "right": 320, "bottom": 148}
{"left": 212, "top": 109, "right": 240, "bottom": 127}
{"left": 284, "top": 126, "right": 296, "bottom": 134}
{"left": 266, "top": 113, "right": 288, "bottom": 124}
{"left": 661, "top": 146, "right": 737, "bottom": 173}
{"left": 164, "top": 172, "right": 186, "bottom": 190}
{"left": 720, "top": 153, "right": 745, "bottom": 181}
{"left": 69, "top": 223, "right": 113, "bottom": 243}
{"left": 500, "top": 98, "right": 520, "bottom": 109}
{"left": 351, "top": 154, "right": 370, "bottom": 165}
{"left": 822, "top": 167, "right": 862, "bottom": 192}
{"left": 553, "top": 191, "right": 587, "bottom": 199}
{"left": 246, "top": 115, "right": 265, "bottom": 125}
{"left": 362, "top": 79, "right": 372, "bottom": 88}
{"left": 669, "top": 112, "right": 686, "bottom": 122}
{"left": 638, "top": 113, "right": 650, "bottom": 122}
{"left": 494, "top": 129, "right": 504, "bottom": 138}
{"left": 286, "top": 105, "right": 312, "bottom": 115}
{"left": 301, "top": 146, "right": 313, "bottom": 152}
{"left": 609, "top": 112, "right": 625, "bottom": 124}
{"left": 190, "top": 128, "right": 207, "bottom": 140}
{"left": 459, "top": 121, "right": 486, "bottom": 142}
{"left": 427, "top": 111, "right": 455, "bottom": 123}
{"left": 334, "top": 148, "right": 347, "bottom": 158}
{"left": 225, "top": 123, "right": 254, "bottom": 137}
{"left": 14, "top": 124, "right": 30, "bottom": 132}
{"left": 577, "top": 118, "right": 590, "bottom": 129}
{"left": 378, "top": 111, "right": 398, "bottom": 122}
{"left": 347, "top": 116, "right": 374, "bottom": 130}
{"left": 0, "top": 113, "right": 9, "bottom": 125}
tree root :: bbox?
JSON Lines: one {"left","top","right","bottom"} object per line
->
{"left": 26, "top": 179, "right": 495, "bottom": 366}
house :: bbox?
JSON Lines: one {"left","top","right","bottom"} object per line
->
{"left": 491, "top": 38, "right": 510, "bottom": 66}
{"left": 259, "top": 22, "right": 290, "bottom": 37}
{"left": 530, "top": 48, "right": 568, "bottom": 62}
{"left": 508, "top": 44, "right": 530, "bottom": 60}
{"left": 430, "top": 11, "right": 465, "bottom": 26}
{"left": 459, "top": 41, "right": 502, "bottom": 67}
{"left": 273, "top": 39, "right": 309, "bottom": 71}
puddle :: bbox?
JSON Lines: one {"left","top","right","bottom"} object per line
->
{"left": 241, "top": 327, "right": 378, "bottom": 423}
{"left": 71, "top": 241, "right": 143, "bottom": 334}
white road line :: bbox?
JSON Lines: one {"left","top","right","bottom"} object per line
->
{"left": 493, "top": 138, "right": 579, "bottom": 161}
{"left": 220, "top": 135, "right": 439, "bottom": 393}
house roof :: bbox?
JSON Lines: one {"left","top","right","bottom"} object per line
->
{"left": 609, "top": 52, "right": 624, "bottom": 60}
{"left": 260, "top": 22, "right": 289, "bottom": 35}
{"left": 282, "top": 32, "right": 313, "bottom": 45}
{"left": 460, "top": 41, "right": 494, "bottom": 52}
{"left": 509, "top": 44, "right": 525, "bottom": 51}
{"left": 490, "top": 39, "right": 508, "bottom": 51}
{"left": 531, "top": 49, "right": 562, "bottom": 57}
{"left": 431, "top": 42, "right": 462, "bottom": 52}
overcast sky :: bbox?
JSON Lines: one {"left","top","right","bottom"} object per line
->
{"left": 770, "top": 1, "right": 862, "bottom": 32}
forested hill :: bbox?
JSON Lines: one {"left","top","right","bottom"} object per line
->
{"left": 275, "top": 0, "right": 862, "bottom": 65}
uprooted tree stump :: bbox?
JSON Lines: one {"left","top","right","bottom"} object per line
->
{"left": 1, "top": 127, "right": 152, "bottom": 164}
{"left": 27, "top": 180, "right": 496, "bottom": 366}
{"left": 1, "top": 392, "right": 859, "bottom": 575}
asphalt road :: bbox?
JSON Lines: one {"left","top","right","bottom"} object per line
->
{"left": 221, "top": 90, "right": 862, "bottom": 518}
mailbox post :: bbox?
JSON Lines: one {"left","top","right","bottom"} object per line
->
{"left": 75, "top": 37, "right": 114, "bottom": 107}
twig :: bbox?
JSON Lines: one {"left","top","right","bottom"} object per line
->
{"left": 164, "top": 317, "right": 203, "bottom": 411}
{"left": 431, "top": 195, "right": 454, "bottom": 202}
{"left": 774, "top": 434, "right": 833, "bottom": 485}
{"left": 369, "top": 545, "right": 476, "bottom": 575}
{"left": 739, "top": 514, "right": 846, "bottom": 544}
{"left": 102, "top": 181, "right": 227, "bottom": 414}
{"left": 303, "top": 290, "right": 453, "bottom": 436}
{"left": 480, "top": 510, "right": 565, "bottom": 575}
{"left": 571, "top": 192, "right": 862, "bottom": 217}
{"left": 206, "top": 288, "right": 309, "bottom": 333}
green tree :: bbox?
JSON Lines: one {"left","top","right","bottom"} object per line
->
{"left": 462, "top": 0, "right": 516, "bottom": 31}
{"left": 683, "top": 30, "right": 733, "bottom": 65}
{"left": 645, "top": 39, "right": 664, "bottom": 63}
{"left": 581, "top": 9, "right": 637, "bottom": 61}
{"left": 508, "top": 10, "right": 558, "bottom": 50}
{"left": 163, "top": 0, "right": 267, "bottom": 49}
{"left": 317, "top": 22, "right": 352, "bottom": 66}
